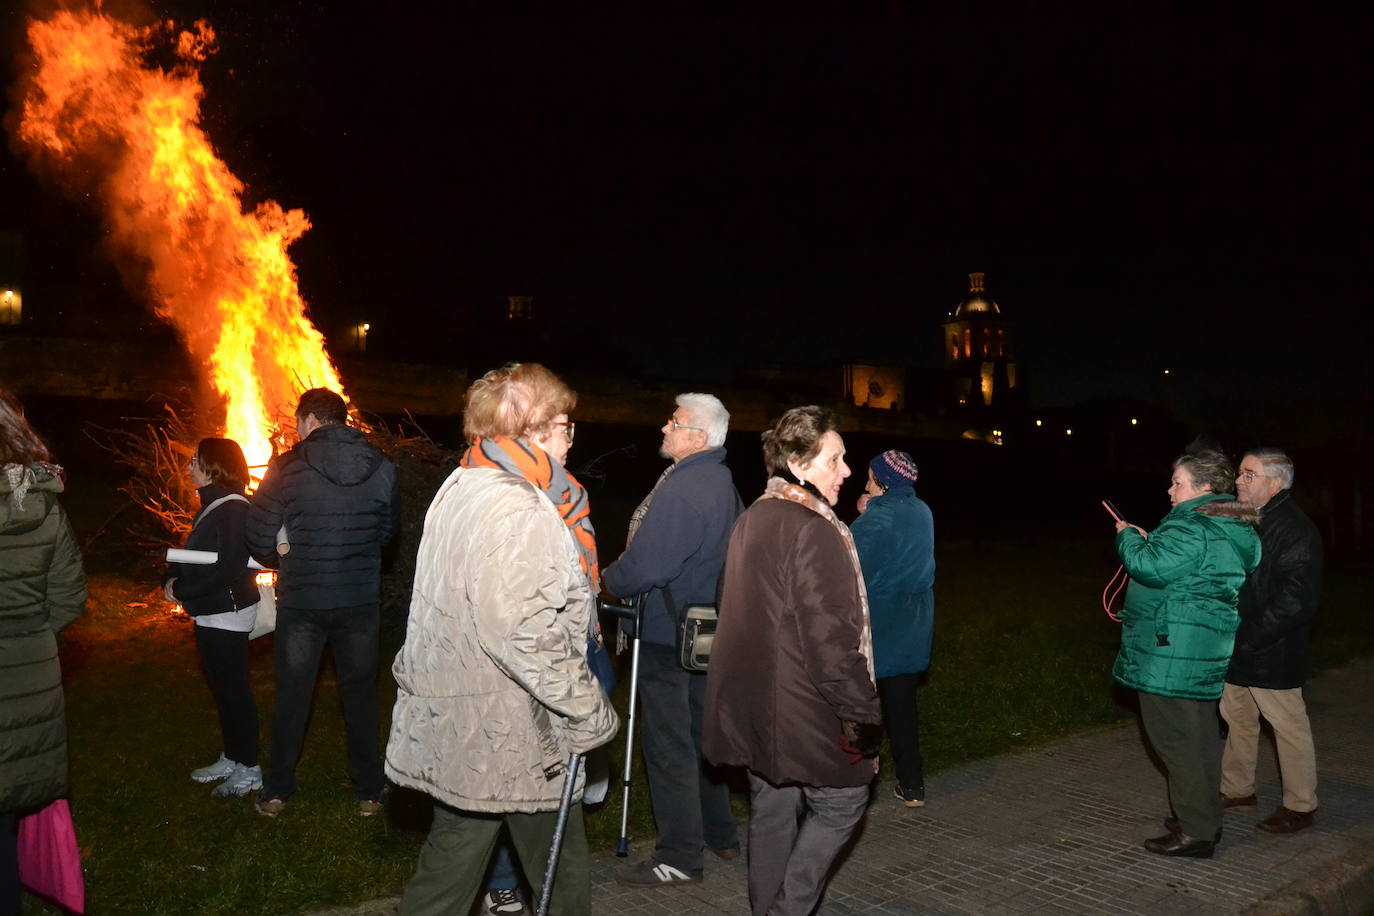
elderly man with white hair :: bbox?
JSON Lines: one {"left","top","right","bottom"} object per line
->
{"left": 1220, "top": 447, "right": 1324, "bottom": 835}
{"left": 604, "top": 393, "right": 744, "bottom": 889}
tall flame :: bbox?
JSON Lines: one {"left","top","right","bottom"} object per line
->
{"left": 14, "top": 9, "right": 344, "bottom": 476}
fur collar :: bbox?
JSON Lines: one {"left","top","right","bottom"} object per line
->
{"left": 1194, "top": 498, "right": 1261, "bottom": 526}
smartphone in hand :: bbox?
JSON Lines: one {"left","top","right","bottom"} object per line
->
{"left": 1102, "top": 499, "right": 1126, "bottom": 523}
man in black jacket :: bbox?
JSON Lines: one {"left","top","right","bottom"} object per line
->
{"left": 605, "top": 393, "right": 743, "bottom": 888}
{"left": 246, "top": 388, "right": 400, "bottom": 817}
{"left": 1220, "top": 448, "right": 1323, "bottom": 834}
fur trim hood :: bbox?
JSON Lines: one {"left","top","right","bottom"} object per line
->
{"left": 1194, "top": 498, "right": 1261, "bottom": 526}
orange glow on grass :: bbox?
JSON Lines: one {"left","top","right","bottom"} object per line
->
{"left": 15, "top": 9, "right": 344, "bottom": 478}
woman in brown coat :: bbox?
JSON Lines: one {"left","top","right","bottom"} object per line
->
{"left": 703, "top": 406, "right": 882, "bottom": 916}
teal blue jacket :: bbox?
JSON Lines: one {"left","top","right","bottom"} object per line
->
{"left": 852, "top": 487, "right": 935, "bottom": 679}
{"left": 1112, "top": 493, "right": 1261, "bottom": 700}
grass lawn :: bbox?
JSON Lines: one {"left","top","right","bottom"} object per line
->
{"left": 26, "top": 536, "right": 1372, "bottom": 914}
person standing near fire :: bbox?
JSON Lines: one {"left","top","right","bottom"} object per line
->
{"left": 0, "top": 384, "right": 87, "bottom": 913}
{"left": 164, "top": 438, "right": 263, "bottom": 799}
{"left": 603, "top": 393, "right": 743, "bottom": 889}
{"left": 247, "top": 388, "right": 400, "bottom": 817}
{"left": 386, "top": 363, "right": 617, "bottom": 915}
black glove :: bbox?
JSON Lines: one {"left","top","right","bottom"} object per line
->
{"left": 839, "top": 720, "right": 884, "bottom": 762}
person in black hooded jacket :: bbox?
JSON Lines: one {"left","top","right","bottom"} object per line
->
{"left": 1219, "top": 448, "right": 1323, "bottom": 835}
{"left": 246, "top": 388, "right": 400, "bottom": 817}
{"left": 165, "top": 437, "right": 263, "bottom": 798}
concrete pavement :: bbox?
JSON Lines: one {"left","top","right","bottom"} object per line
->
{"left": 594, "top": 655, "right": 1374, "bottom": 915}
{"left": 324, "top": 655, "right": 1374, "bottom": 915}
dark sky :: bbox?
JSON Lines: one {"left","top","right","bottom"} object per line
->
{"left": 3, "top": 3, "right": 1372, "bottom": 403}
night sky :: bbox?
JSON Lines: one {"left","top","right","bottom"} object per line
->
{"left": 3, "top": 3, "right": 1372, "bottom": 407}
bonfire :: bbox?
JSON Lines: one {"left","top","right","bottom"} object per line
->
{"left": 14, "top": 7, "right": 344, "bottom": 481}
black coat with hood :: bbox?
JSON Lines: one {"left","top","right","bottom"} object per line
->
{"left": 1, "top": 464, "right": 86, "bottom": 813}
{"left": 246, "top": 424, "right": 400, "bottom": 610}
{"left": 1225, "top": 490, "right": 1323, "bottom": 690}
{"left": 165, "top": 484, "right": 260, "bottom": 616}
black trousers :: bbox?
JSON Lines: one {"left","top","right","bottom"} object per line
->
{"left": 264, "top": 604, "right": 383, "bottom": 801}
{"left": 195, "top": 625, "right": 259, "bottom": 767}
{"left": 877, "top": 674, "right": 925, "bottom": 792}
{"left": 636, "top": 643, "right": 740, "bottom": 871}
{"left": 1, "top": 813, "right": 17, "bottom": 916}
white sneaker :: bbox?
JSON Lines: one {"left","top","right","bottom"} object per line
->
{"left": 481, "top": 888, "right": 527, "bottom": 914}
{"left": 190, "top": 754, "right": 236, "bottom": 784}
{"left": 212, "top": 764, "right": 263, "bottom": 798}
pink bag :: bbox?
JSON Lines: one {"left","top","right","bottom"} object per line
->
{"left": 17, "top": 799, "right": 85, "bottom": 914}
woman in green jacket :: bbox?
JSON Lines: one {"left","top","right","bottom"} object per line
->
{"left": 0, "top": 384, "right": 87, "bottom": 911}
{"left": 1112, "top": 448, "right": 1259, "bottom": 859}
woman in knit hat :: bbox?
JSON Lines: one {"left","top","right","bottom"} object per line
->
{"left": 852, "top": 450, "right": 935, "bottom": 807}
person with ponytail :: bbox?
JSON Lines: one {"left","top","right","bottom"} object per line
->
{"left": 386, "top": 363, "right": 617, "bottom": 916}
{"left": 704, "top": 405, "right": 882, "bottom": 916}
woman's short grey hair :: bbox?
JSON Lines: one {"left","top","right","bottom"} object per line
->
{"left": 676, "top": 393, "right": 729, "bottom": 447}
{"left": 1174, "top": 448, "right": 1236, "bottom": 496}
{"left": 1245, "top": 448, "right": 1295, "bottom": 490}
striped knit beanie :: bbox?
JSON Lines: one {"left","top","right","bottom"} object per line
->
{"left": 869, "top": 450, "right": 918, "bottom": 489}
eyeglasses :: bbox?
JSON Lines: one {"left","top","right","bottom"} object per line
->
{"left": 668, "top": 417, "right": 704, "bottom": 433}
{"left": 1237, "top": 470, "right": 1267, "bottom": 482}
{"left": 554, "top": 421, "right": 576, "bottom": 443}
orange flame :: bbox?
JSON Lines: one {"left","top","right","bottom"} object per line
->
{"left": 14, "top": 9, "right": 344, "bottom": 476}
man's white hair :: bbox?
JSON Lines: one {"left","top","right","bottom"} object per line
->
{"left": 1245, "top": 447, "right": 1295, "bottom": 490}
{"left": 676, "top": 393, "right": 729, "bottom": 447}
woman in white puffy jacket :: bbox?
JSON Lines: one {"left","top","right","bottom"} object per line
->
{"left": 386, "top": 363, "right": 618, "bottom": 916}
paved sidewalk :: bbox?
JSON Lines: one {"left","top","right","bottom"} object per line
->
{"left": 328, "top": 656, "right": 1374, "bottom": 915}
{"left": 596, "top": 656, "right": 1374, "bottom": 915}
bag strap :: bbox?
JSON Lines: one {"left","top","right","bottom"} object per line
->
{"left": 195, "top": 492, "right": 249, "bottom": 528}
{"left": 661, "top": 583, "right": 680, "bottom": 624}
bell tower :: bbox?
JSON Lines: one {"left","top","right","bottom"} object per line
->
{"left": 941, "top": 272, "right": 1021, "bottom": 429}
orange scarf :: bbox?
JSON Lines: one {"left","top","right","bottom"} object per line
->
{"left": 460, "top": 436, "right": 601, "bottom": 592}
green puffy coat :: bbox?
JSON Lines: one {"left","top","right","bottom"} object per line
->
{"left": 1, "top": 464, "right": 87, "bottom": 814}
{"left": 1111, "top": 493, "right": 1260, "bottom": 701}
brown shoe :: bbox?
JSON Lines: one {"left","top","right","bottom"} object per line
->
{"left": 1257, "top": 806, "right": 1315, "bottom": 834}
{"left": 1221, "top": 793, "right": 1258, "bottom": 809}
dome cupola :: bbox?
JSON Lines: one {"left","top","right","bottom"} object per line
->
{"left": 953, "top": 272, "right": 1001, "bottom": 316}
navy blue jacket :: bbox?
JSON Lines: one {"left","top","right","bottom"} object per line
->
{"left": 246, "top": 424, "right": 400, "bottom": 610}
{"left": 603, "top": 447, "right": 742, "bottom": 647}
{"left": 851, "top": 486, "right": 936, "bottom": 679}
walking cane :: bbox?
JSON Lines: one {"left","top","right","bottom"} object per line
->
{"left": 599, "top": 596, "right": 642, "bottom": 856}
{"left": 536, "top": 752, "right": 582, "bottom": 916}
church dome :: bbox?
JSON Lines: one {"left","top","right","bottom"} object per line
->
{"left": 952, "top": 272, "right": 1001, "bottom": 316}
